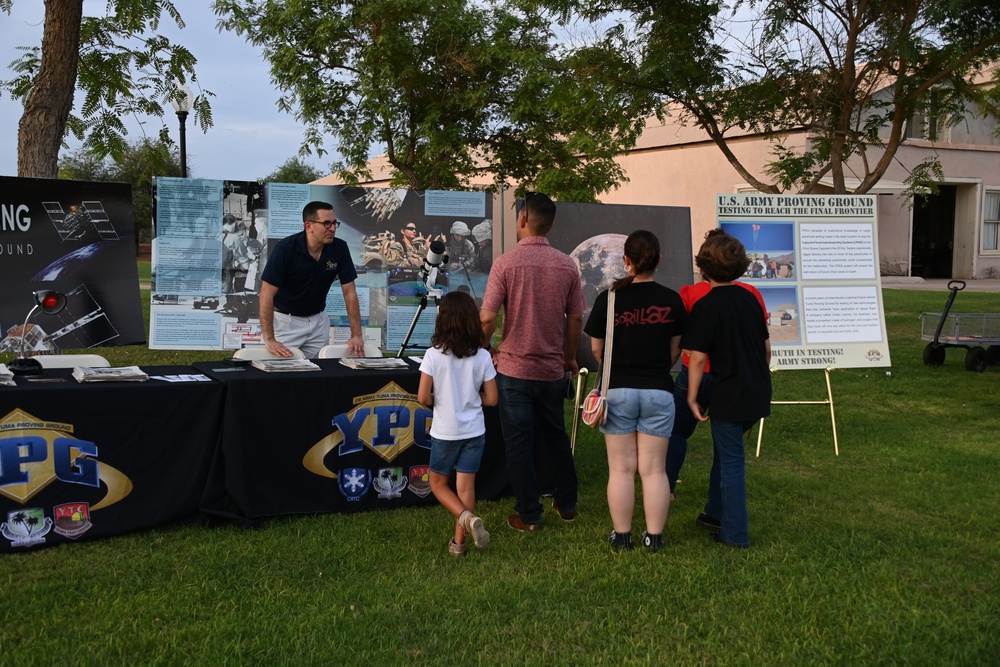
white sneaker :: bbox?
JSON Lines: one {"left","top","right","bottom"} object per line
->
{"left": 461, "top": 511, "right": 490, "bottom": 549}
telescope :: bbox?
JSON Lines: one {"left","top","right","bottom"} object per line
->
{"left": 397, "top": 242, "right": 449, "bottom": 358}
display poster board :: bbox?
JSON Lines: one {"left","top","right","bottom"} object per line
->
{"left": 150, "top": 179, "right": 493, "bottom": 353}
{"left": 543, "top": 201, "right": 692, "bottom": 371}
{"left": 717, "top": 193, "right": 891, "bottom": 369}
{"left": 0, "top": 176, "right": 145, "bottom": 354}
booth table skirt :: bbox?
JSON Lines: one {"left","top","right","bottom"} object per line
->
{"left": 0, "top": 366, "right": 224, "bottom": 553}
{"left": 193, "top": 359, "right": 508, "bottom": 521}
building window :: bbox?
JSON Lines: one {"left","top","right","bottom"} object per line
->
{"left": 984, "top": 191, "right": 1000, "bottom": 252}
{"left": 906, "top": 90, "right": 951, "bottom": 142}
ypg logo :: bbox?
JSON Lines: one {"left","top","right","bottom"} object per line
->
{"left": 0, "top": 409, "right": 132, "bottom": 510}
{"left": 303, "top": 382, "right": 431, "bottom": 479}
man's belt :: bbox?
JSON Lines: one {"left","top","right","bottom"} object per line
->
{"left": 275, "top": 308, "right": 322, "bottom": 317}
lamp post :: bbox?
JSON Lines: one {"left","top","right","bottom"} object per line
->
{"left": 170, "top": 84, "right": 194, "bottom": 177}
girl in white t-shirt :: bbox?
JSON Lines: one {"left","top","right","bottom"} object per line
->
{"left": 418, "top": 291, "right": 498, "bottom": 556}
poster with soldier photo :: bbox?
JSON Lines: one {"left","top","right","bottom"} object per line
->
{"left": 150, "top": 179, "right": 493, "bottom": 353}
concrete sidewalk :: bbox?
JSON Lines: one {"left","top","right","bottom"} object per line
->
{"left": 880, "top": 277, "right": 1000, "bottom": 292}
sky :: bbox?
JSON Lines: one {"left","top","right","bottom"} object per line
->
{"left": 0, "top": 3, "right": 333, "bottom": 182}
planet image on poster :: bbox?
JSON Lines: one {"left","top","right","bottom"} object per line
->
{"left": 32, "top": 242, "right": 113, "bottom": 281}
{"left": 571, "top": 233, "right": 627, "bottom": 306}
{"left": 570, "top": 233, "right": 627, "bottom": 370}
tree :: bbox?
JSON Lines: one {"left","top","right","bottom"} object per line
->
{"left": 59, "top": 138, "right": 183, "bottom": 244}
{"left": 261, "top": 156, "right": 324, "bottom": 184}
{"left": 542, "top": 0, "right": 1000, "bottom": 194}
{"left": 213, "top": 0, "right": 648, "bottom": 201}
{"left": 0, "top": 0, "right": 212, "bottom": 179}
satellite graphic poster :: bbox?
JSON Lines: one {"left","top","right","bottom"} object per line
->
{"left": 150, "top": 179, "right": 493, "bottom": 353}
{"left": 0, "top": 176, "right": 145, "bottom": 355}
{"left": 543, "top": 201, "right": 692, "bottom": 371}
{"left": 716, "top": 193, "right": 891, "bottom": 369}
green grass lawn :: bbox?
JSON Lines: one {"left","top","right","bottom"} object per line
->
{"left": 137, "top": 258, "right": 152, "bottom": 285}
{"left": 1, "top": 284, "right": 998, "bottom": 665}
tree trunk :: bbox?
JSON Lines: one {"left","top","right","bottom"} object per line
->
{"left": 17, "top": 0, "right": 84, "bottom": 179}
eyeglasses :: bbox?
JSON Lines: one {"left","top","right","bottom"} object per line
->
{"left": 308, "top": 219, "right": 340, "bottom": 229}
{"left": 404, "top": 226, "right": 416, "bottom": 231}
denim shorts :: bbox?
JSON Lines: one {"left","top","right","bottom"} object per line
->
{"left": 601, "top": 387, "right": 675, "bottom": 438}
{"left": 429, "top": 434, "right": 486, "bottom": 475}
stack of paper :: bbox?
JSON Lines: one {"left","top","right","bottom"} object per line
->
{"left": 338, "top": 357, "right": 409, "bottom": 370}
{"left": 72, "top": 366, "right": 149, "bottom": 382}
{"left": 0, "top": 363, "right": 14, "bottom": 387}
{"left": 251, "top": 359, "right": 321, "bottom": 372}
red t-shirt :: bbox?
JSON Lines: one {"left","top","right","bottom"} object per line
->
{"left": 679, "top": 281, "right": 767, "bottom": 372}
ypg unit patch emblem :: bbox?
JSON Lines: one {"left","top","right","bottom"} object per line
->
{"left": 53, "top": 502, "right": 93, "bottom": 539}
{"left": 338, "top": 468, "right": 372, "bottom": 502}
{"left": 1, "top": 508, "right": 53, "bottom": 548}
{"left": 373, "top": 467, "right": 407, "bottom": 499}
{"left": 407, "top": 465, "right": 432, "bottom": 498}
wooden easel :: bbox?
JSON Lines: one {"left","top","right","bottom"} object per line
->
{"left": 754, "top": 366, "right": 839, "bottom": 456}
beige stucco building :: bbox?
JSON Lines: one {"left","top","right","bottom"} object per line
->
{"left": 316, "top": 79, "right": 1000, "bottom": 280}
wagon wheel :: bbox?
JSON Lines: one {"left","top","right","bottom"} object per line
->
{"left": 987, "top": 345, "right": 1000, "bottom": 366}
{"left": 964, "top": 347, "right": 987, "bottom": 372}
{"left": 923, "top": 343, "right": 945, "bottom": 366}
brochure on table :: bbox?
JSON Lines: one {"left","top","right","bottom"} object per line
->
{"left": 150, "top": 180, "right": 493, "bottom": 352}
{"left": 717, "top": 193, "right": 891, "bottom": 369}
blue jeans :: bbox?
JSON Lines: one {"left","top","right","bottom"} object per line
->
{"left": 704, "top": 418, "right": 754, "bottom": 547}
{"left": 496, "top": 373, "right": 578, "bottom": 524}
{"left": 666, "top": 366, "right": 714, "bottom": 493}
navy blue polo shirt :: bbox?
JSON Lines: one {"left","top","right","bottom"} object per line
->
{"left": 261, "top": 231, "right": 358, "bottom": 316}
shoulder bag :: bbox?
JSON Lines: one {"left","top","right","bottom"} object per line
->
{"left": 582, "top": 288, "right": 615, "bottom": 428}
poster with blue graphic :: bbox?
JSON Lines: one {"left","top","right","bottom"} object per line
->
{"left": 716, "top": 193, "right": 891, "bottom": 369}
{"left": 151, "top": 180, "right": 494, "bottom": 353}
{"left": 0, "top": 176, "right": 145, "bottom": 354}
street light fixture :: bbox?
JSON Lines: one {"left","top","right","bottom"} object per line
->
{"left": 169, "top": 84, "right": 194, "bottom": 177}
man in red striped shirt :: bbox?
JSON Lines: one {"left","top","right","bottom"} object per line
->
{"left": 481, "top": 193, "right": 585, "bottom": 532}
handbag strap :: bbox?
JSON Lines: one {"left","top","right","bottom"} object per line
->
{"left": 598, "top": 288, "right": 615, "bottom": 391}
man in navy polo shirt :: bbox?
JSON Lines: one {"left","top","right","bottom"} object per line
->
{"left": 259, "top": 201, "right": 364, "bottom": 358}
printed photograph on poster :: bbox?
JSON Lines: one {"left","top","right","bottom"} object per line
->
{"left": 755, "top": 285, "right": 801, "bottom": 346}
{"left": 721, "top": 221, "right": 796, "bottom": 280}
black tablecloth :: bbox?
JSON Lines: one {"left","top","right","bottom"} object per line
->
{"left": 0, "top": 366, "right": 223, "bottom": 552}
{"left": 193, "top": 359, "right": 508, "bottom": 521}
